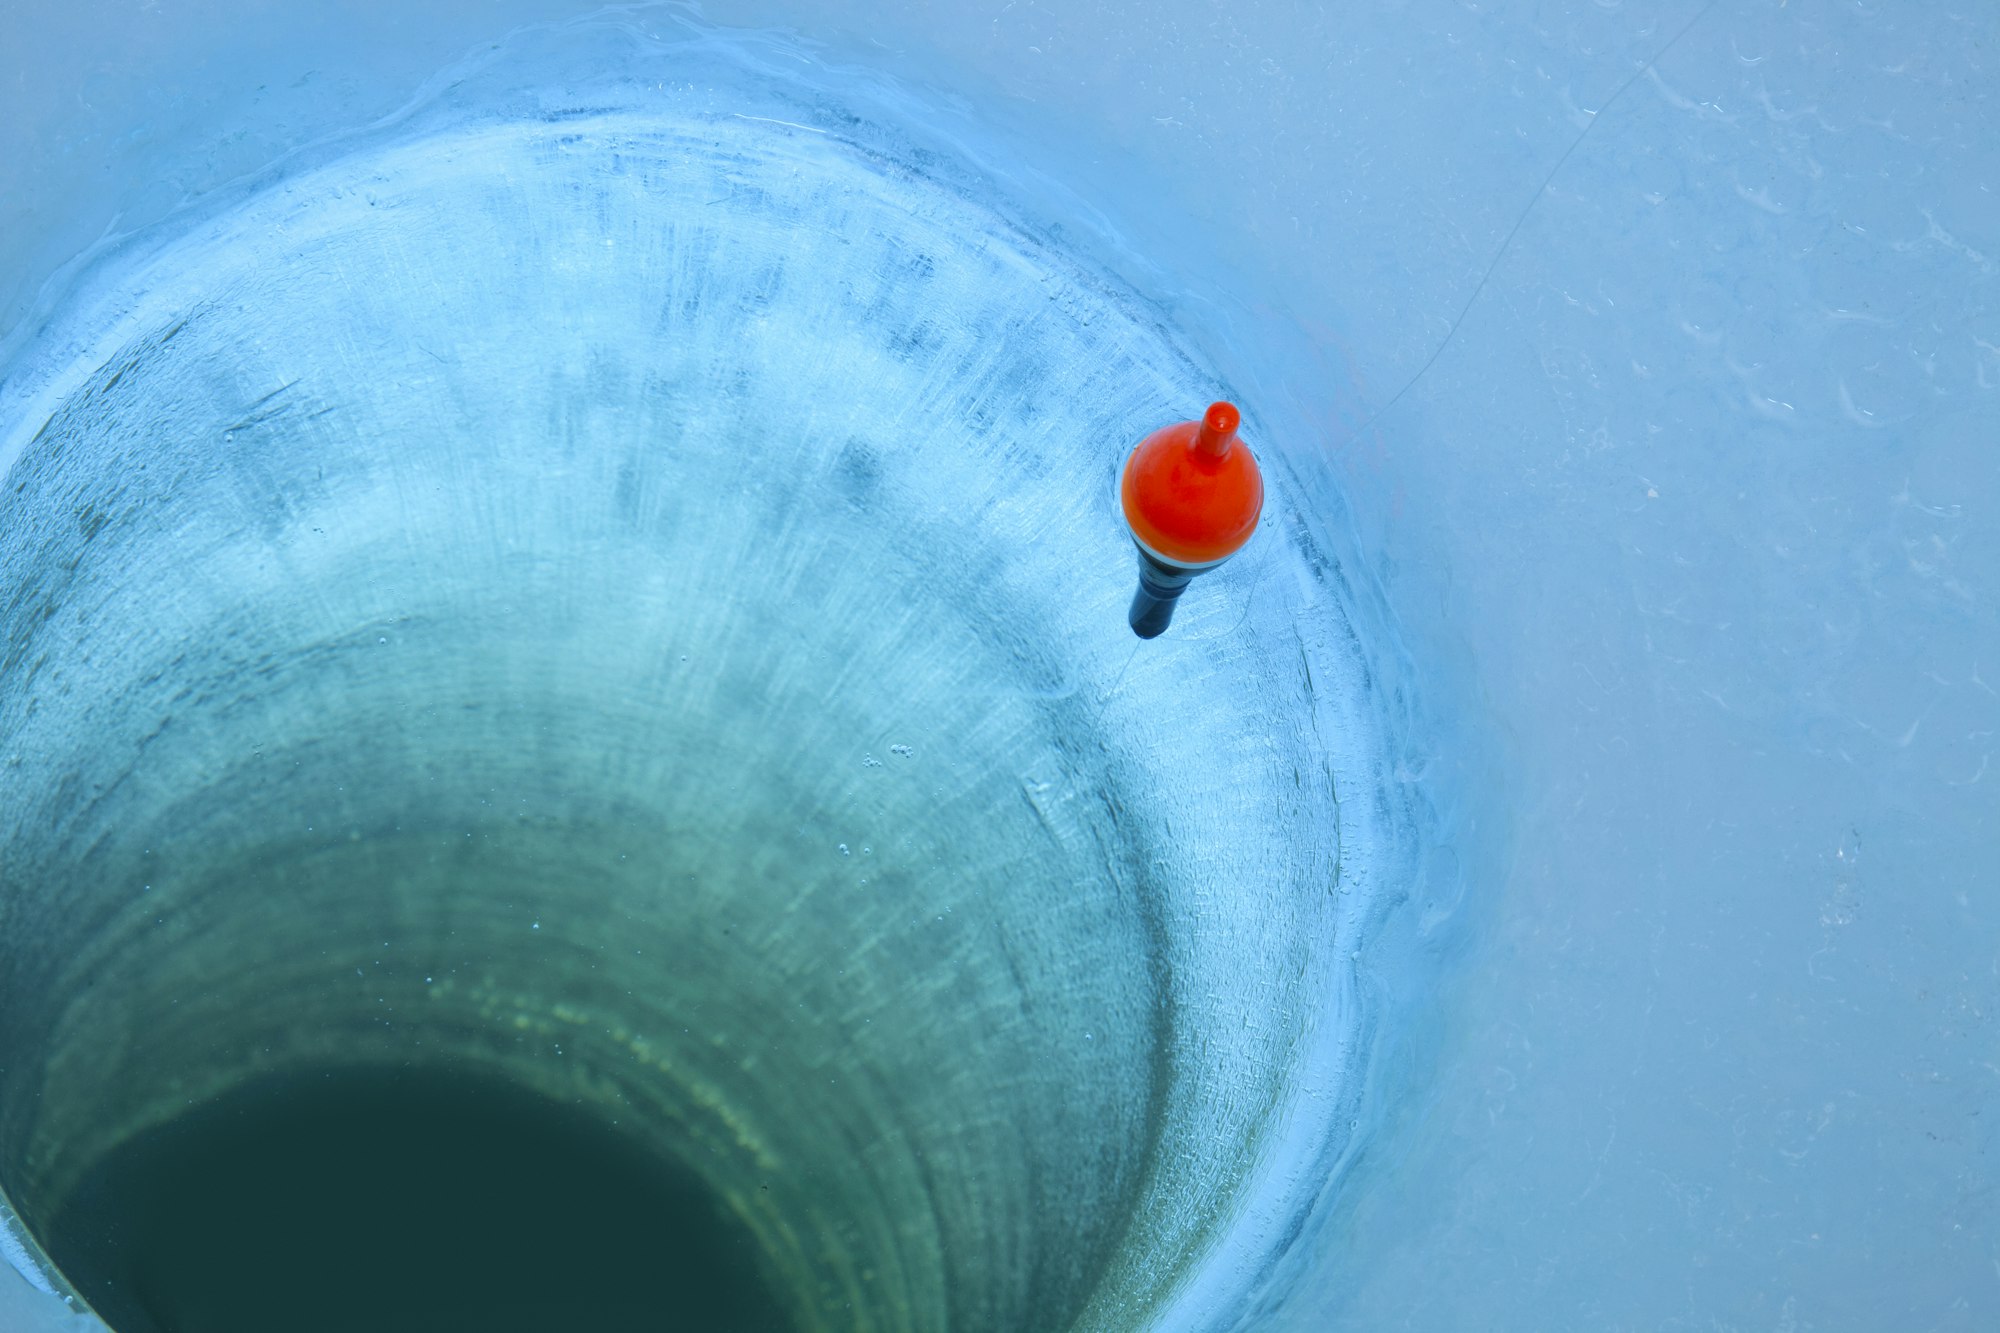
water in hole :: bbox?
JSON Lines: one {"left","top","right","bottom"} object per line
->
{"left": 42, "top": 1064, "right": 793, "bottom": 1333}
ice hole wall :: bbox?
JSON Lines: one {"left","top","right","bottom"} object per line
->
{"left": 0, "top": 54, "right": 1412, "bottom": 1333}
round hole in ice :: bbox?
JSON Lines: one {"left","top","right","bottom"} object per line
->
{"left": 0, "top": 95, "right": 1397, "bottom": 1332}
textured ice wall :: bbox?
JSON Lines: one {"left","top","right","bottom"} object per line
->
{"left": 0, "top": 29, "right": 1415, "bottom": 1332}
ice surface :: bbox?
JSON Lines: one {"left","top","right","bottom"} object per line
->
{"left": 0, "top": 1, "right": 1996, "bottom": 1331}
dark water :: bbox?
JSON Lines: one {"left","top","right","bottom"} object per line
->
{"left": 42, "top": 1063, "right": 795, "bottom": 1333}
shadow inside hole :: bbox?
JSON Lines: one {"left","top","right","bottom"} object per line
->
{"left": 40, "top": 1063, "right": 796, "bottom": 1333}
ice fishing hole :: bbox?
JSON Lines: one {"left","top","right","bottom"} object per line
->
{"left": 0, "top": 96, "right": 1396, "bottom": 1332}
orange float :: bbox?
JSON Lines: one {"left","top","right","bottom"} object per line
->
{"left": 1118, "top": 401, "right": 1263, "bottom": 637}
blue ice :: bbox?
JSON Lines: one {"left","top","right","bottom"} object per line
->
{"left": 0, "top": 2, "right": 1995, "bottom": 1331}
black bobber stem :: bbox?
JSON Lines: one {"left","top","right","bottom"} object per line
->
{"left": 1128, "top": 549, "right": 1197, "bottom": 639}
